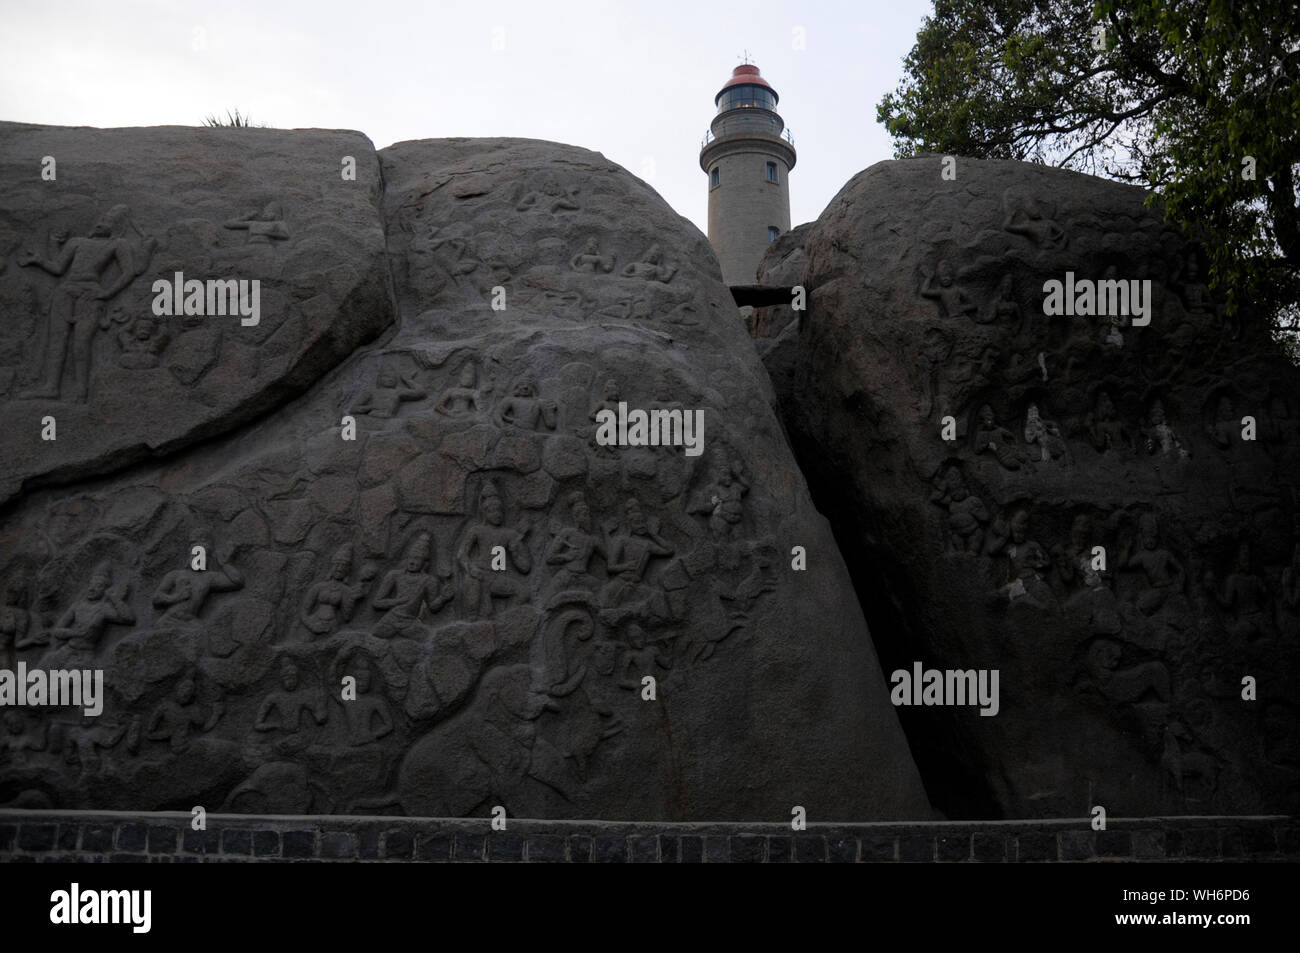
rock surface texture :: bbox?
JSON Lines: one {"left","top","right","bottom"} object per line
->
{"left": 779, "top": 157, "right": 1300, "bottom": 818}
{"left": 0, "top": 127, "right": 930, "bottom": 821}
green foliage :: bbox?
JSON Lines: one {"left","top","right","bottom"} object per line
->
{"left": 878, "top": 0, "right": 1300, "bottom": 344}
{"left": 202, "top": 109, "right": 266, "bottom": 128}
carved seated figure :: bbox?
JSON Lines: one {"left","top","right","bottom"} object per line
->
{"left": 50, "top": 563, "right": 134, "bottom": 652}
{"left": 301, "top": 544, "right": 368, "bottom": 637}
{"left": 920, "top": 260, "right": 977, "bottom": 320}
{"left": 434, "top": 363, "right": 483, "bottom": 418}
{"left": 599, "top": 499, "right": 674, "bottom": 626}
{"left": 255, "top": 658, "right": 327, "bottom": 732}
{"left": 353, "top": 365, "right": 426, "bottom": 418}
{"left": 146, "top": 678, "right": 221, "bottom": 753}
{"left": 1142, "top": 400, "right": 1189, "bottom": 460}
{"left": 545, "top": 492, "right": 606, "bottom": 593}
{"left": 930, "top": 467, "right": 988, "bottom": 555}
{"left": 152, "top": 530, "right": 242, "bottom": 625}
{"left": 223, "top": 200, "right": 290, "bottom": 244}
{"left": 1023, "top": 403, "right": 1068, "bottom": 463}
{"left": 1001, "top": 190, "right": 1066, "bottom": 249}
{"left": 116, "top": 315, "right": 170, "bottom": 369}
{"left": 1120, "top": 513, "right": 1185, "bottom": 616}
{"left": 570, "top": 238, "right": 615, "bottom": 273}
{"left": 974, "top": 404, "right": 1022, "bottom": 470}
{"left": 622, "top": 244, "right": 676, "bottom": 283}
{"left": 457, "top": 482, "right": 532, "bottom": 618}
{"left": 515, "top": 178, "right": 579, "bottom": 213}
{"left": 690, "top": 460, "right": 750, "bottom": 539}
{"left": 1087, "top": 391, "right": 1131, "bottom": 453}
{"left": 371, "top": 533, "right": 450, "bottom": 638}
{"left": 495, "top": 373, "right": 557, "bottom": 431}
{"left": 987, "top": 509, "right": 1053, "bottom": 608}
{"left": 2, "top": 710, "right": 48, "bottom": 768}
{"left": 1205, "top": 542, "right": 1273, "bottom": 641}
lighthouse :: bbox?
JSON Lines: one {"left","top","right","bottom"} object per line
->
{"left": 700, "top": 62, "right": 796, "bottom": 288}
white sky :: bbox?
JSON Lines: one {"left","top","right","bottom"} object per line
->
{"left": 0, "top": 0, "right": 934, "bottom": 233}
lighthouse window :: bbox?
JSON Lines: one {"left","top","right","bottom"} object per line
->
{"left": 711, "top": 167, "right": 720, "bottom": 188}
{"left": 766, "top": 162, "right": 779, "bottom": 183}
{"left": 768, "top": 226, "right": 780, "bottom": 242}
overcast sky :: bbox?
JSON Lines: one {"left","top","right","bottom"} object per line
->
{"left": 0, "top": 0, "right": 934, "bottom": 233}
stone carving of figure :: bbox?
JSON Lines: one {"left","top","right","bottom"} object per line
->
{"left": 1142, "top": 400, "right": 1189, "bottom": 460}
{"left": 987, "top": 509, "right": 1053, "bottom": 607}
{"left": 337, "top": 658, "right": 393, "bottom": 746}
{"left": 1120, "top": 513, "right": 1185, "bottom": 615}
{"left": 920, "top": 260, "right": 977, "bottom": 319}
{"left": 301, "top": 544, "right": 369, "bottom": 636}
{"left": 622, "top": 244, "right": 676, "bottom": 283}
{"left": 1053, "top": 514, "right": 1106, "bottom": 592}
{"left": 1086, "top": 639, "right": 1169, "bottom": 704}
{"left": 930, "top": 467, "right": 988, "bottom": 554}
{"left": 50, "top": 562, "right": 134, "bottom": 652}
{"left": 1087, "top": 390, "right": 1131, "bottom": 453}
{"left": 1001, "top": 189, "right": 1066, "bottom": 249}
{"left": 1099, "top": 267, "right": 1125, "bottom": 347}
{"left": 989, "top": 273, "right": 1020, "bottom": 328}
{"left": 1, "top": 580, "right": 36, "bottom": 668}
{"left": 691, "top": 457, "right": 750, "bottom": 538}
{"left": 2, "top": 711, "right": 48, "bottom": 769}
{"left": 570, "top": 238, "right": 616, "bottom": 273}
{"left": 1023, "top": 403, "right": 1068, "bottom": 463}
{"left": 1204, "top": 541, "right": 1273, "bottom": 640}
{"left": 371, "top": 532, "right": 450, "bottom": 638}
{"left": 1206, "top": 395, "right": 1239, "bottom": 450}
{"left": 974, "top": 404, "right": 1022, "bottom": 470}
{"left": 223, "top": 200, "right": 290, "bottom": 244}
{"left": 353, "top": 365, "right": 426, "bottom": 418}
{"left": 617, "top": 624, "right": 672, "bottom": 689}
{"left": 146, "top": 678, "right": 221, "bottom": 753}
{"left": 17, "top": 205, "right": 156, "bottom": 401}
{"left": 116, "top": 315, "right": 170, "bottom": 369}
{"left": 255, "top": 658, "right": 327, "bottom": 732}
{"left": 63, "top": 715, "right": 128, "bottom": 775}
{"left": 546, "top": 492, "right": 606, "bottom": 592}
{"left": 152, "top": 530, "right": 243, "bottom": 624}
{"left": 599, "top": 498, "right": 674, "bottom": 624}
{"left": 433, "top": 363, "right": 483, "bottom": 417}
{"left": 515, "top": 178, "right": 579, "bottom": 213}
{"left": 458, "top": 481, "right": 532, "bottom": 618}
{"left": 495, "top": 373, "right": 557, "bottom": 431}
{"left": 1180, "top": 255, "right": 1216, "bottom": 322}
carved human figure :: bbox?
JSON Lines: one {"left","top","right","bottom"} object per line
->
{"left": 1204, "top": 542, "right": 1273, "bottom": 640}
{"left": 617, "top": 625, "right": 672, "bottom": 690}
{"left": 545, "top": 492, "right": 606, "bottom": 592}
{"left": 116, "top": 315, "right": 170, "bottom": 369}
{"left": 987, "top": 509, "right": 1052, "bottom": 606}
{"left": 1053, "top": 514, "right": 1106, "bottom": 592}
{"left": 371, "top": 533, "right": 450, "bottom": 638}
{"left": 1206, "top": 395, "right": 1239, "bottom": 450}
{"left": 353, "top": 365, "right": 426, "bottom": 418}
{"left": 255, "top": 658, "right": 327, "bottom": 732}
{"left": 2, "top": 711, "right": 48, "bottom": 768}
{"left": 974, "top": 404, "right": 1022, "bottom": 470}
{"left": 582, "top": 378, "right": 622, "bottom": 448}
{"left": 433, "top": 363, "right": 483, "bottom": 417}
{"left": 600, "top": 499, "right": 674, "bottom": 622}
{"left": 495, "top": 373, "right": 557, "bottom": 431}
{"left": 1087, "top": 391, "right": 1131, "bottom": 453}
{"left": 920, "top": 260, "right": 977, "bottom": 319}
{"left": 0, "top": 580, "right": 34, "bottom": 669}
{"left": 989, "top": 274, "right": 1020, "bottom": 328}
{"left": 1180, "top": 256, "right": 1215, "bottom": 321}
{"left": 50, "top": 563, "right": 134, "bottom": 652}
{"left": 1099, "top": 267, "right": 1126, "bottom": 347}
{"left": 1023, "top": 403, "right": 1068, "bottom": 463}
{"left": 301, "top": 545, "right": 368, "bottom": 636}
{"left": 338, "top": 659, "right": 393, "bottom": 746}
{"left": 515, "top": 178, "right": 579, "bottom": 213}
{"left": 570, "top": 237, "right": 615, "bottom": 273}
{"left": 18, "top": 205, "right": 154, "bottom": 401}
{"left": 930, "top": 467, "right": 988, "bottom": 554}
{"left": 1143, "top": 400, "right": 1189, "bottom": 460}
{"left": 458, "top": 481, "right": 532, "bottom": 618}
{"left": 152, "top": 531, "right": 243, "bottom": 624}
{"left": 1120, "top": 513, "right": 1185, "bottom": 615}
{"left": 146, "top": 678, "right": 221, "bottom": 753}
{"left": 622, "top": 244, "right": 676, "bottom": 283}
{"left": 223, "top": 200, "right": 290, "bottom": 244}
{"left": 63, "top": 715, "right": 126, "bottom": 775}
{"left": 691, "top": 458, "right": 750, "bottom": 538}
{"left": 1001, "top": 190, "right": 1066, "bottom": 248}
{"left": 1086, "top": 639, "right": 1169, "bottom": 704}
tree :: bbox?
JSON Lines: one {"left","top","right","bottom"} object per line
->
{"left": 877, "top": 0, "right": 1300, "bottom": 354}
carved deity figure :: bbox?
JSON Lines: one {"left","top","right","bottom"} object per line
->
{"left": 495, "top": 373, "right": 557, "bottom": 431}
{"left": 974, "top": 404, "right": 1021, "bottom": 470}
{"left": 989, "top": 273, "right": 1020, "bottom": 328}
{"left": 2, "top": 711, "right": 48, "bottom": 768}
{"left": 599, "top": 499, "right": 674, "bottom": 623}
{"left": 545, "top": 492, "right": 606, "bottom": 592}
{"left": 255, "top": 658, "right": 327, "bottom": 732}
{"left": 622, "top": 244, "right": 676, "bottom": 283}
{"left": 223, "top": 200, "right": 290, "bottom": 244}
{"left": 18, "top": 204, "right": 155, "bottom": 401}
{"left": 338, "top": 659, "right": 393, "bottom": 746}
{"left": 691, "top": 457, "right": 750, "bottom": 538}
{"left": 1023, "top": 403, "right": 1068, "bottom": 463}
{"left": 301, "top": 544, "right": 368, "bottom": 636}
{"left": 458, "top": 481, "right": 532, "bottom": 618}
{"left": 1001, "top": 189, "right": 1066, "bottom": 248}
{"left": 1143, "top": 400, "right": 1189, "bottom": 460}
{"left": 152, "top": 531, "right": 243, "bottom": 624}
{"left": 116, "top": 314, "right": 170, "bottom": 369}
{"left": 1207, "top": 395, "right": 1239, "bottom": 451}
{"left": 930, "top": 467, "right": 988, "bottom": 554}
{"left": 1, "top": 581, "right": 34, "bottom": 669}
{"left": 353, "top": 365, "right": 426, "bottom": 418}
{"left": 570, "top": 238, "right": 615, "bottom": 273}
{"left": 515, "top": 178, "right": 579, "bottom": 213}
{"left": 988, "top": 509, "right": 1052, "bottom": 606}
{"left": 371, "top": 533, "right": 450, "bottom": 638}
{"left": 920, "top": 260, "right": 977, "bottom": 320}
{"left": 1120, "top": 513, "right": 1185, "bottom": 615}
{"left": 434, "top": 363, "right": 483, "bottom": 417}
{"left": 1087, "top": 391, "right": 1131, "bottom": 453}
{"left": 50, "top": 563, "right": 134, "bottom": 652}
{"left": 146, "top": 678, "right": 221, "bottom": 753}
{"left": 1205, "top": 542, "right": 1273, "bottom": 640}
{"left": 1180, "top": 256, "right": 1215, "bottom": 322}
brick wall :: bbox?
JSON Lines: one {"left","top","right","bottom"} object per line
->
{"left": 1, "top": 812, "right": 1295, "bottom": 862}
